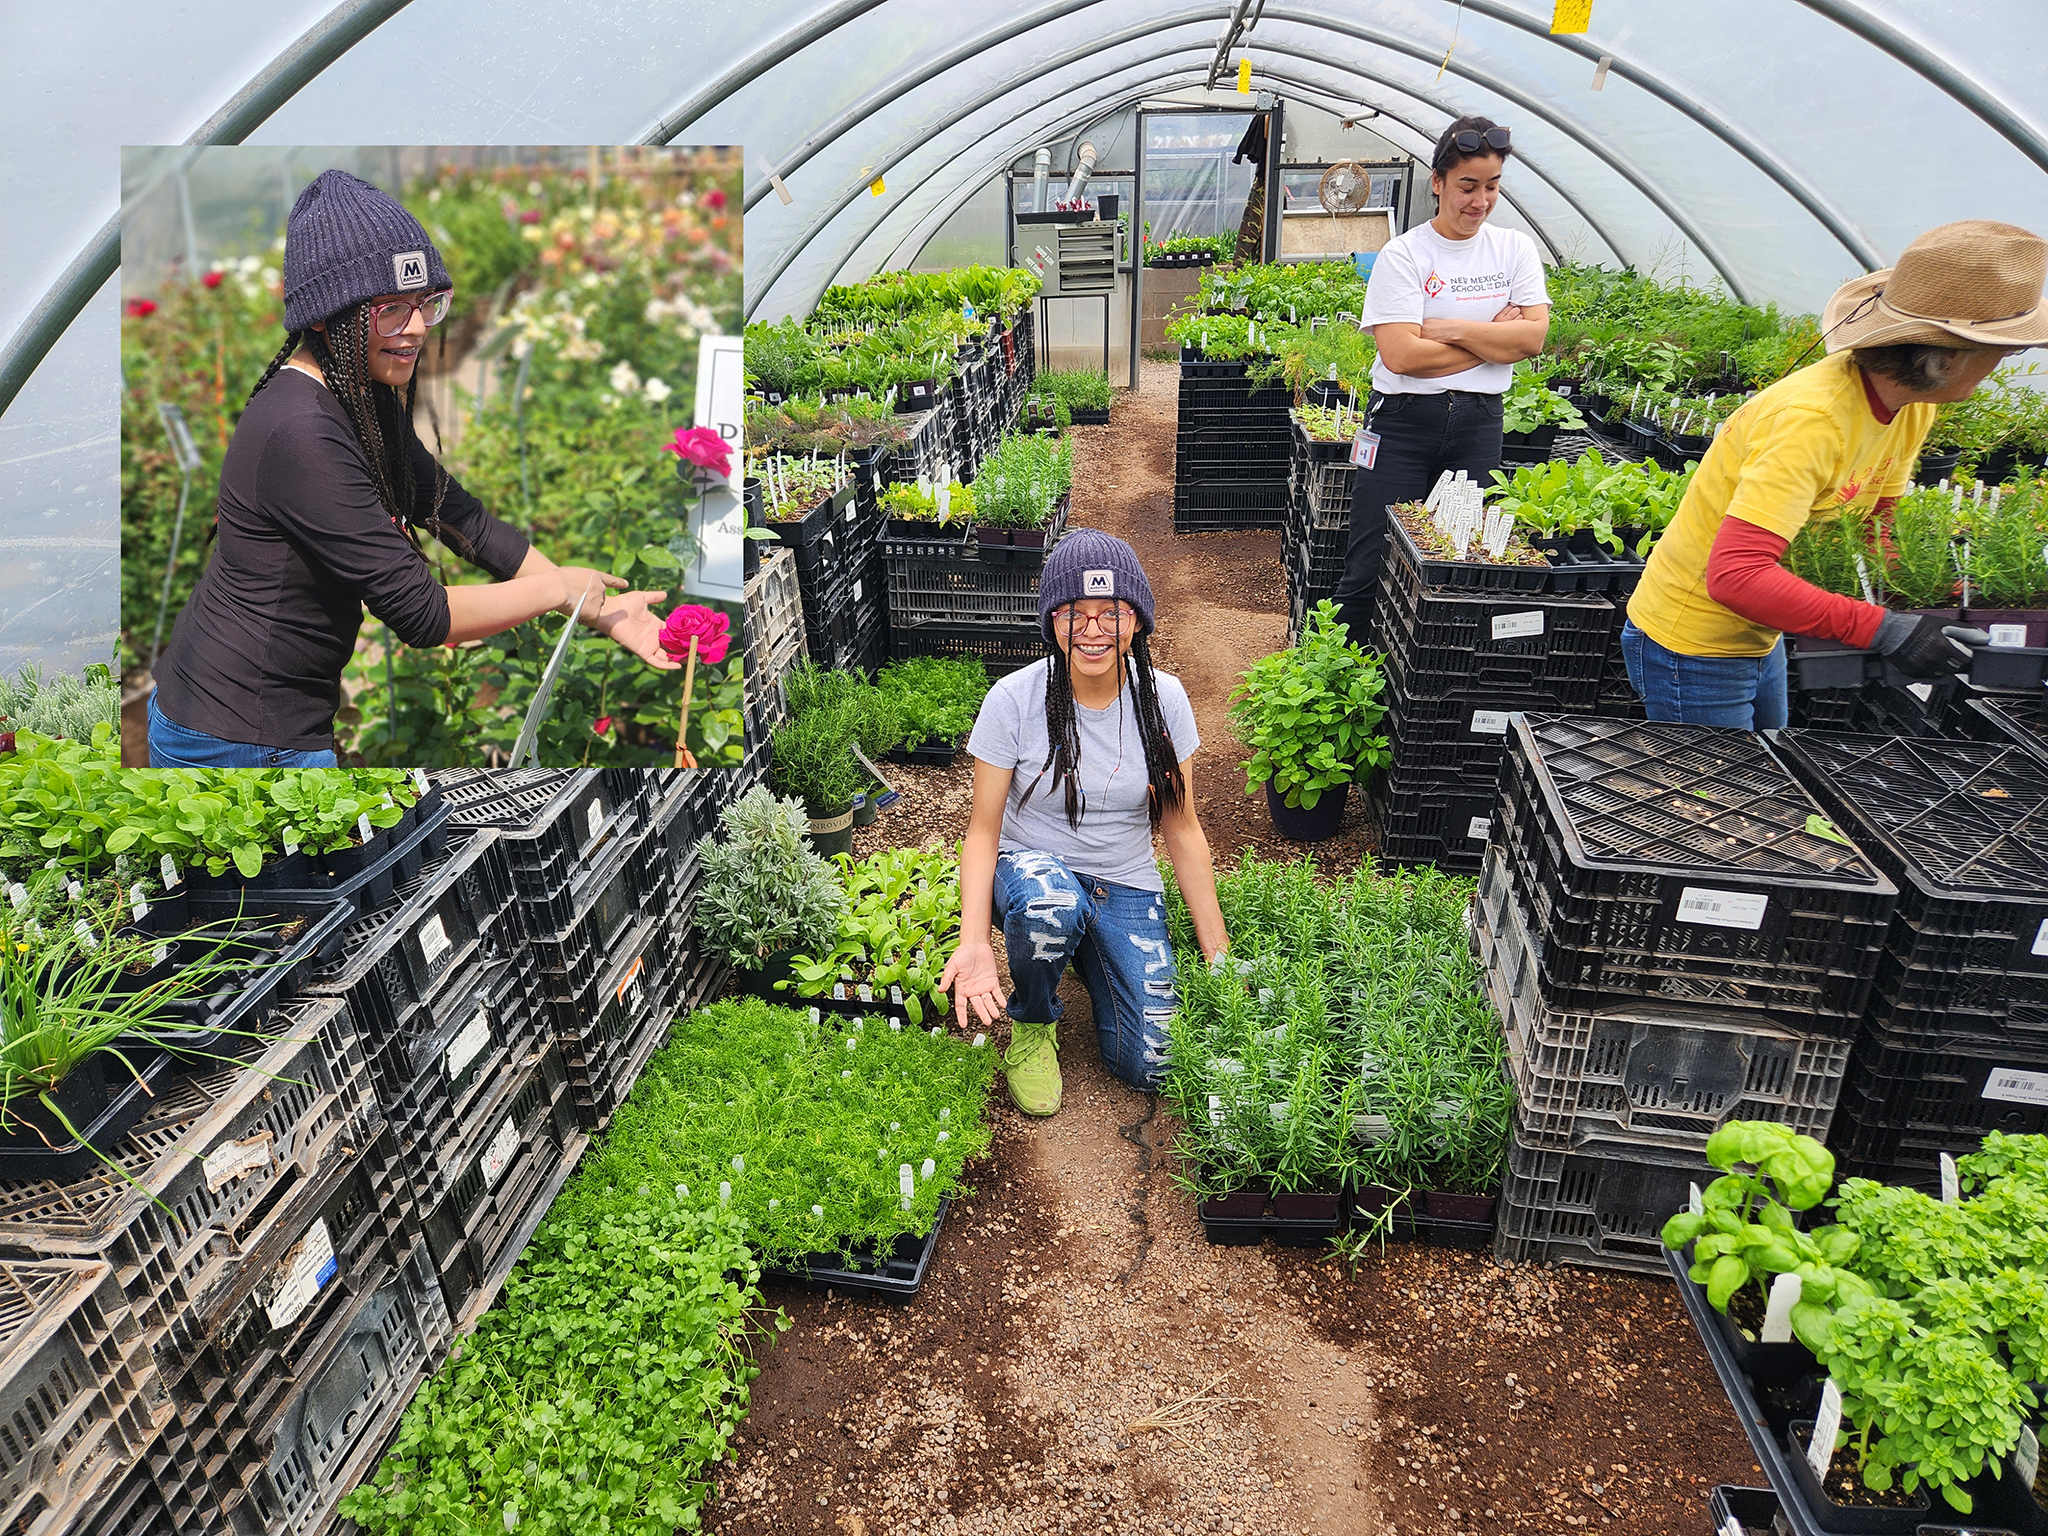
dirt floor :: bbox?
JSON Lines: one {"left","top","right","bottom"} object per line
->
{"left": 703, "top": 361, "right": 1761, "bottom": 1536}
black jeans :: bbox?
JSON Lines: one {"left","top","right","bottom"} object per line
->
{"left": 1331, "top": 390, "right": 1504, "bottom": 642}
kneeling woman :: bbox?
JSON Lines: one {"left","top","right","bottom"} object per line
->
{"left": 939, "top": 532, "right": 1230, "bottom": 1116}
{"left": 149, "top": 169, "right": 673, "bottom": 768}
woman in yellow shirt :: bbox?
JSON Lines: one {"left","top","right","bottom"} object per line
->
{"left": 1624, "top": 221, "right": 2047, "bottom": 728}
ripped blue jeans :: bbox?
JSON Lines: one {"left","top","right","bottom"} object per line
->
{"left": 992, "top": 850, "right": 1177, "bottom": 1093}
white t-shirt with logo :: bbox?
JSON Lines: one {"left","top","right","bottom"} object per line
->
{"left": 1362, "top": 222, "right": 1549, "bottom": 397}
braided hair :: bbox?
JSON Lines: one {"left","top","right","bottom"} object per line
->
{"left": 1017, "top": 608, "right": 1187, "bottom": 830}
{"left": 240, "top": 304, "right": 469, "bottom": 558}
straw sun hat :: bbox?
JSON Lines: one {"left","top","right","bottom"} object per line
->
{"left": 1823, "top": 219, "right": 2048, "bottom": 352}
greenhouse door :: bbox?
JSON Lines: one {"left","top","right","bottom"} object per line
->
{"left": 1133, "top": 105, "right": 1279, "bottom": 366}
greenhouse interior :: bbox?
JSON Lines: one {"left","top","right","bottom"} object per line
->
{"left": 6, "top": 3, "right": 2048, "bottom": 1534}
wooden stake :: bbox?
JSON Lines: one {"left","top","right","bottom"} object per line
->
{"left": 673, "top": 634, "right": 700, "bottom": 770}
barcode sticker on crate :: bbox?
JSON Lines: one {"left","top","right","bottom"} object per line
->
{"left": 447, "top": 1010, "right": 492, "bottom": 1082}
{"left": 1984, "top": 1066, "right": 2048, "bottom": 1107}
{"left": 1469, "top": 710, "right": 1511, "bottom": 736}
{"left": 1676, "top": 887, "right": 1769, "bottom": 930}
{"left": 2032, "top": 917, "right": 2048, "bottom": 957}
{"left": 1465, "top": 816, "right": 1491, "bottom": 843}
{"left": 481, "top": 1117, "right": 519, "bottom": 1189}
{"left": 204, "top": 1131, "right": 276, "bottom": 1192}
{"left": 417, "top": 913, "right": 451, "bottom": 964}
{"left": 1808, "top": 1379, "right": 1844, "bottom": 1479}
{"left": 1988, "top": 623, "right": 2028, "bottom": 649}
{"left": 587, "top": 797, "right": 606, "bottom": 845}
{"left": 1491, "top": 611, "right": 1546, "bottom": 641}
{"left": 262, "top": 1219, "right": 338, "bottom": 1330}
{"left": 853, "top": 580, "right": 864, "bottom": 602}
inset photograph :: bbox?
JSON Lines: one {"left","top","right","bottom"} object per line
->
{"left": 119, "top": 145, "right": 744, "bottom": 769}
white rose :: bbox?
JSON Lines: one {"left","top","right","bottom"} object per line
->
{"left": 643, "top": 377, "right": 671, "bottom": 403}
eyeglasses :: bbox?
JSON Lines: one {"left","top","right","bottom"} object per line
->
{"left": 368, "top": 290, "right": 453, "bottom": 337}
{"left": 1448, "top": 126, "right": 1511, "bottom": 155}
{"left": 1054, "top": 604, "right": 1137, "bottom": 635}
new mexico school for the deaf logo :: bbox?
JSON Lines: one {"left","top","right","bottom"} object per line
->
{"left": 1423, "top": 270, "right": 1446, "bottom": 298}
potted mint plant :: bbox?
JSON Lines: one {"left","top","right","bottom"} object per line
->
{"left": 1229, "top": 599, "right": 1390, "bottom": 841}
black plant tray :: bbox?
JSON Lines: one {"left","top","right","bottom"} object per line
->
{"left": 761, "top": 1197, "right": 950, "bottom": 1302}
{"left": 1387, "top": 510, "right": 1553, "bottom": 595}
{"left": 233, "top": 796, "right": 453, "bottom": 920}
{"left": 1196, "top": 1190, "right": 1345, "bottom": 1248}
{"left": 884, "top": 741, "right": 963, "bottom": 767}
{"left": 0, "top": 1053, "right": 176, "bottom": 1182}
{"left": 1347, "top": 1188, "right": 1496, "bottom": 1250}
{"left": 1959, "top": 693, "right": 2048, "bottom": 767}
{"left": 1066, "top": 406, "right": 1110, "bottom": 425}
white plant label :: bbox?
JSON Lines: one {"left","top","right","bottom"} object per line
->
{"left": 381, "top": 792, "right": 394, "bottom": 810}
{"left": 66, "top": 880, "right": 82, "bottom": 903}
{"left": 130, "top": 890, "right": 149, "bottom": 923}
{"left": 890, "top": 986, "right": 903, "bottom": 1005}
{"left": 2017, "top": 1424, "right": 2040, "bottom": 1491}
{"left": 1689, "top": 1182, "right": 1705, "bottom": 1216}
{"left": 1808, "top": 1379, "right": 1844, "bottom": 1479}
{"left": 1469, "top": 709, "right": 1512, "bottom": 737}
{"left": 204, "top": 1131, "right": 276, "bottom": 1192}
{"left": 1983, "top": 1066, "right": 2048, "bottom": 1107}
{"left": 1466, "top": 816, "right": 1491, "bottom": 843}
{"left": 586, "top": 798, "right": 605, "bottom": 845}
{"left": 480, "top": 1117, "right": 519, "bottom": 1189}
{"left": 413, "top": 768, "right": 430, "bottom": 794}
{"left": 357, "top": 812, "right": 374, "bottom": 844}
{"left": 1987, "top": 623, "right": 2029, "bottom": 649}
{"left": 1491, "top": 610, "right": 1546, "bottom": 641}
{"left": 161, "top": 855, "right": 181, "bottom": 888}
{"left": 832, "top": 982, "right": 847, "bottom": 1001}
{"left": 857, "top": 983, "right": 873, "bottom": 1003}
{"left": 5, "top": 883, "right": 24, "bottom": 910}
{"left": 2032, "top": 916, "right": 2048, "bottom": 957}
{"left": 152, "top": 943, "right": 169, "bottom": 967}
{"left": 1208, "top": 1094, "right": 1226, "bottom": 1126}
{"left": 898, "top": 1164, "right": 915, "bottom": 1210}
{"left": 417, "top": 913, "right": 451, "bottom": 964}
{"left": 1762, "top": 1272, "right": 1802, "bottom": 1342}
{"left": 809, "top": 1007, "right": 822, "bottom": 1025}
{"left": 1676, "top": 887, "right": 1769, "bottom": 931}
{"left": 447, "top": 1010, "right": 492, "bottom": 1082}
{"left": 1940, "top": 1152, "right": 1960, "bottom": 1204}
{"left": 263, "top": 1218, "right": 338, "bottom": 1330}
{"left": 73, "top": 919, "right": 95, "bottom": 950}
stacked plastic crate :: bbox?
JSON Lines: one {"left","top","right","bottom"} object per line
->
{"left": 1173, "top": 349, "right": 1292, "bottom": 532}
{"left": 878, "top": 505, "right": 1063, "bottom": 678}
{"left": 1772, "top": 731, "right": 2048, "bottom": 1190}
{"left": 773, "top": 477, "right": 886, "bottom": 676}
{"left": 1366, "top": 516, "right": 1616, "bottom": 872}
{"left": 743, "top": 544, "right": 807, "bottom": 737}
{"left": 1474, "top": 715, "right": 1892, "bottom": 1274}
{"left": 1283, "top": 416, "right": 1353, "bottom": 644}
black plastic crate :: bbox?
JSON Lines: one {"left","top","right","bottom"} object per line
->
{"left": 544, "top": 913, "right": 675, "bottom": 1129}
{"left": 0, "top": 1258, "right": 161, "bottom": 1536}
{"left": 1380, "top": 712, "right": 1510, "bottom": 795}
{"left": 762, "top": 1196, "right": 951, "bottom": 1302}
{"left": 881, "top": 539, "right": 1044, "bottom": 628}
{"left": 1375, "top": 574, "right": 1615, "bottom": 701}
{"left": 1772, "top": 731, "right": 2048, "bottom": 1037}
{"left": 1172, "top": 480, "right": 1287, "bottom": 533}
{"left": 423, "top": 1042, "right": 580, "bottom": 1322}
{"left": 1867, "top": 944, "right": 2048, "bottom": 1050}
{"left": 1595, "top": 642, "right": 1646, "bottom": 721}
{"left": 1492, "top": 1114, "right": 1714, "bottom": 1275}
{"left": 72, "top": 1448, "right": 230, "bottom": 1536}
{"left": 228, "top": 1236, "right": 450, "bottom": 1536}
{"left": 1827, "top": 1026, "right": 2048, "bottom": 1186}
{"left": 887, "top": 620, "right": 1042, "bottom": 677}
{"left": 1958, "top": 690, "right": 2048, "bottom": 766}
{"left": 0, "top": 995, "right": 375, "bottom": 1383}
{"left": 1491, "top": 716, "right": 1896, "bottom": 1027}
{"left": 1368, "top": 776, "right": 1498, "bottom": 873}
{"left": 443, "top": 769, "right": 641, "bottom": 895}
{"left": 1194, "top": 1190, "right": 1346, "bottom": 1248}
{"left": 303, "top": 829, "right": 518, "bottom": 1094}
{"left": 1786, "top": 684, "right": 1861, "bottom": 730}
{"left": 523, "top": 826, "right": 646, "bottom": 995}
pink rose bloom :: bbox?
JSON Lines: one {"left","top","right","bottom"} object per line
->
{"left": 202, "top": 271, "right": 224, "bottom": 290}
{"left": 704, "top": 187, "right": 728, "bottom": 213}
{"left": 659, "top": 605, "right": 731, "bottom": 665}
{"left": 592, "top": 715, "right": 614, "bottom": 737}
{"left": 667, "top": 425, "right": 733, "bottom": 478}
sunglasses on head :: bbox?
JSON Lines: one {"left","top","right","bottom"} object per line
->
{"left": 1448, "top": 126, "right": 1511, "bottom": 155}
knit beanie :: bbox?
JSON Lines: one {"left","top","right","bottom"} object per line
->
{"left": 282, "top": 170, "right": 450, "bottom": 333}
{"left": 1038, "top": 529, "right": 1155, "bottom": 642}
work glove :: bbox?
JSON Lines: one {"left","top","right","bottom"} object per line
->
{"left": 1872, "top": 611, "right": 1991, "bottom": 678}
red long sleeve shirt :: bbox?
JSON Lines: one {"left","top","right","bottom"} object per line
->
{"left": 1703, "top": 513, "right": 1891, "bottom": 649}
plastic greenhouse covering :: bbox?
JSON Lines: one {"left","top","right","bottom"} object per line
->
{"left": 6, "top": 0, "right": 2048, "bottom": 675}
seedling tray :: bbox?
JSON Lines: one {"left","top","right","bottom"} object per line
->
{"left": 887, "top": 620, "right": 1042, "bottom": 678}
{"left": 1477, "top": 850, "right": 1851, "bottom": 1156}
{"left": 884, "top": 740, "right": 963, "bottom": 767}
{"left": 1346, "top": 1187, "right": 1496, "bottom": 1250}
{"left": 0, "top": 1053, "right": 176, "bottom": 1182}
{"left": 762, "top": 1196, "right": 950, "bottom": 1302}
{"left": 1386, "top": 510, "right": 1552, "bottom": 596}
{"left": 249, "top": 796, "right": 453, "bottom": 918}
{"left": 443, "top": 769, "right": 639, "bottom": 891}
{"left": 1492, "top": 716, "right": 1895, "bottom": 1027}
{"left": 1197, "top": 1189, "right": 1345, "bottom": 1247}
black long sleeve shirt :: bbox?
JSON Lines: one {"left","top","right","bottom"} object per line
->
{"left": 153, "top": 366, "right": 530, "bottom": 750}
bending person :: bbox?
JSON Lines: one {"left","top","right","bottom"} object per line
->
{"left": 1331, "top": 116, "right": 1551, "bottom": 641}
{"left": 939, "top": 532, "right": 1230, "bottom": 1117}
{"left": 149, "top": 169, "right": 675, "bottom": 768}
{"left": 1623, "top": 221, "right": 2047, "bottom": 727}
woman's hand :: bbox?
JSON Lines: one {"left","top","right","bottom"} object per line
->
{"left": 554, "top": 566, "right": 627, "bottom": 617}
{"left": 587, "top": 589, "right": 684, "bottom": 671}
{"left": 937, "top": 939, "right": 1006, "bottom": 1033}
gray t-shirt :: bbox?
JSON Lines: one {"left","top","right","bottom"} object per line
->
{"left": 966, "top": 658, "right": 1200, "bottom": 892}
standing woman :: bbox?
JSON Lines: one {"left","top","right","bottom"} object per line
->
{"left": 1331, "top": 116, "right": 1552, "bottom": 642}
{"left": 1622, "top": 221, "right": 2045, "bottom": 727}
{"left": 938, "top": 532, "right": 1230, "bottom": 1117}
{"left": 148, "top": 169, "right": 676, "bottom": 768}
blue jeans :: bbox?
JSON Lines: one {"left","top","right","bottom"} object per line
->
{"left": 147, "top": 694, "right": 338, "bottom": 768}
{"left": 1620, "top": 620, "right": 1789, "bottom": 730}
{"left": 992, "top": 850, "right": 1177, "bottom": 1093}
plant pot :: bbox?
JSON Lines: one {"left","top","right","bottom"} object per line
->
{"left": 1987, "top": 1426, "right": 2048, "bottom": 1536}
{"left": 1200, "top": 1189, "right": 1267, "bottom": 1220}
{"left": 1270, "top": 1191, "right": 1341, "bottom": 1221}
{"left": 1915, "top": 448, "right": 1962, "bottom": 483}
{"left": 851, "top": 793, "right": 877, "bottom": 828}
{"left": 185, "top": 846, "right": 315, "bottom": 894}
{"left": 1422, "top": 1191, "right": 1497, "bottom": 1224}
{"left": 320, "top": 827, "right": 390, "bottom": 882}
{"left": 1581, "top": 391, "right": 1613, "bottom": 420}
{"left": 1787, "top": 1420, "right": 1932, "bottom": 1535}
{"left": 805, "top": 803, "right": 854, "bottom": 858}
{"left": 737, "top": 946, "right": 800, "bottom": 1001}
{"left": 127, "top": 884, "right": 190, "bottom": 935}
{"left": 0, "top": 1052, "right": 174, "bottom": 1181}
{"left": 0, "top": 1057, "right": 108, "bottom": 1153}
{"left": 1709, "top": 1278, "right": 1820, "bottom": 1393}
{"left": 1501, "top": 424, "right": 1559, "bottom": 460}
{"left": 1265, "top": 781, "right": 1350, "bottom": 842}
{"left": 1962, "top": 607, "right": 2048, "bottom": 650}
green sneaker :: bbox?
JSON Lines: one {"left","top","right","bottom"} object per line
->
{"left": 1004, "top": 1021, "right": 1062, "bottom": 1116}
